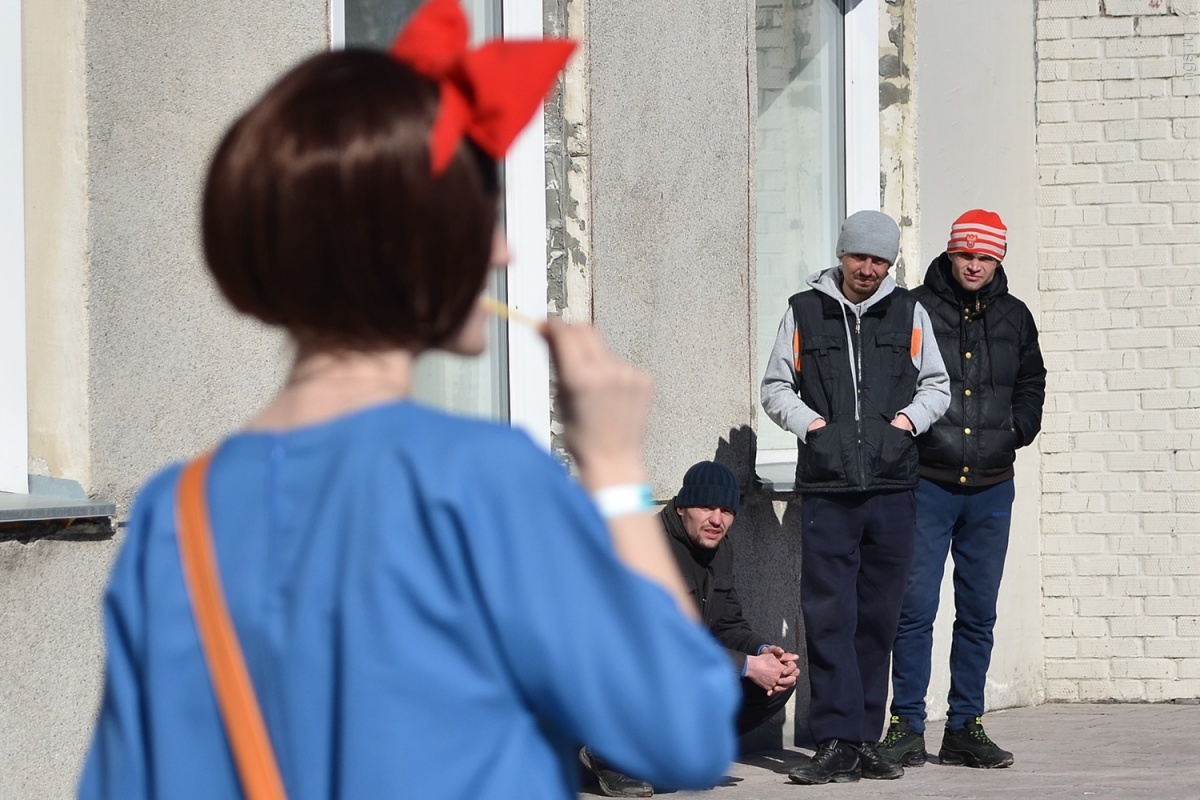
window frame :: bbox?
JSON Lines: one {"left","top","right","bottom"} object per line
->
{"left": 755, "top": 0, "right": 882, "bottom": 486}
{"left": 330, "top": 0, "right": 552, "bottom": 450}
{"left": 0, "top": 0, "right": 28, "bottom": 494}
{"left": 843, "top": 0, "right": 881, "bottom": 216}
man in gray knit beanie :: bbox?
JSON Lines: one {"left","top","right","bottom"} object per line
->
{"left": 833, "top": 210, "right": 902, "bottom": 302}
{"left": 836, "top": 209, "right": 901, "bottom": 266}
{"left": 760, "top": 210, "right": 950, "bottom": 785}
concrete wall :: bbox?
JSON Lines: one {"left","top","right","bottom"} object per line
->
{"left": 880, "top": 0, "right": 919, "bottom": 284}
{"left": 85, "top": 1, "right": 312, "bottom": 513}
{"left": 588, "top": 0, "right": 758, "bottom": 494}
{"left": 545, "top": 0, "right": 592, "bottom": 462}
{"left": 1034, "top": 0, "right": 1200, "bottom": 701}
{"left": 914, "top": 0, "right": 1046, "bottom": 719}
{"left": 2, "top": 5, "right": 323, "bottom": 797}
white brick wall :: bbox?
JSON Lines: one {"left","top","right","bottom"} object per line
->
{"left": 1036, "top": 0, "right": 1200, "bottom": 702}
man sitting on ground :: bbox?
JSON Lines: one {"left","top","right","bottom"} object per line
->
{"left": 581, "top": 461, "right": 799, "bottom": 797}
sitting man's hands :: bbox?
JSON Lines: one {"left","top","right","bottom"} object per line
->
{"left": 745, "top": 645, "right": 801, "bottom": 696}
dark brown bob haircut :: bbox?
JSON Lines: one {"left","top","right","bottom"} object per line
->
{"left": 202, "top": 49, "right": 500, "bottom": 350}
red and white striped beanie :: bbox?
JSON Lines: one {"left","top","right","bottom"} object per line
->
{"left": 946, "top": 209, "right": 1007, "bottom": 261}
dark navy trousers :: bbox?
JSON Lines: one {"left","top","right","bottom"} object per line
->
{"left": 889, "top": 477, "right": 1015, "bottom": 733}
{"left": 800, "top": 490, "right": 916, "bottom": 744}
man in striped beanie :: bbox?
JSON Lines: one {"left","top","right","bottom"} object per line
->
{"left": 878, "top": 209, "right": 1046, "bottom": 771}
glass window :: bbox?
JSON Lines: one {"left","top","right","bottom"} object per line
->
{"left": 342, "top": 0, "right": 509, "bottom": 421}
{"left": 345, "top": 0, "right": 499, "bottom": 49}
{"left": 755, "top": 0, "right": 846, "bottom": 454}
{"left": 0, "top": 0, "right": 28, "bottom": 493}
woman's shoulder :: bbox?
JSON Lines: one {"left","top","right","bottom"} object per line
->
{"left": 104, "top": 460, "right": 188, "bottom": 601}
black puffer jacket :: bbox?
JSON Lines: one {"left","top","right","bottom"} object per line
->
{"left": 913, "top": 254, "right": 1046, "bottom": 486}
{"left": 660, "top": 499, "right": 767, "bottom": 675}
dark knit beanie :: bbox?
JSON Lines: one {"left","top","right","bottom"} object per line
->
{"left": 675, "top": 461, "right": 740, "bottom": 514}
{"left": 835, "top": 210, "right": 900, "bottom": 266}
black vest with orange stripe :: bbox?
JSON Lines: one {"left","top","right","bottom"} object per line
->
{"left": 788, "top": 287, "right": 921, "bottom": 493}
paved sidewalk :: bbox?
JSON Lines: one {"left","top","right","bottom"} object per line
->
{"left": 583, "top": 703, "right": 1200, "bottom": 800}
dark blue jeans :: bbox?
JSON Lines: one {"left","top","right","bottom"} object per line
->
{"left": 801, "top": 491, "right": 916, "bottom": 744}
{"left": 890, "top": 478, "right": 1015, "bottom": 733}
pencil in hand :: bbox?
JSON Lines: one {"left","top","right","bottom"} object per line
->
{"left": 480, "top": 296, "right": 543, "bottom": 330}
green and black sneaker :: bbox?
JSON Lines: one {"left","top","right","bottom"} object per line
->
{"left": 938, "top": 716, "right": 1014, "bottom": 769}
{"left": 878, "top": 715, "right": 927, "bottom": 767}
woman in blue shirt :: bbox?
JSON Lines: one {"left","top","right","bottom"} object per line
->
{"left": 79, "top": 3, "right": 738, "bottom": 797}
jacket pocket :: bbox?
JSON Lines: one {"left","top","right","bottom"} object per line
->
{"left": 978, "top": 427, "right": 1020, "bottom": 470}
{"left": 798, "top": 335, "right": 844, "bottom": 411}
{"left": 871, "top": 416, "right": 918, "bottom": 483}
{"left": 798, "top": 423, "right": 845, "bottom": 484}
{"left": 876, "top": 330, "right": 913, "bottom": 376}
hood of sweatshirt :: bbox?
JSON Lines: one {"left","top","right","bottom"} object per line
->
{"left": 806, "top": 265, "right": 899, "bottom": 314}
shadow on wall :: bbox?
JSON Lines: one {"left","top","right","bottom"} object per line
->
{"left": 710, "top": 426, "right": 810, "bottom": 753}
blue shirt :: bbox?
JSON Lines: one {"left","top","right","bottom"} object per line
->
{"left": 79, "top": 401, "right": 738, "bottom": 799}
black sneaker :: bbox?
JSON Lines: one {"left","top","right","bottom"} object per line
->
{"left": 579, "top": 748, "right": 654, "bottom": 797}
{"left": 878, "top": 714, "right": 928, "bottom": 767}
{"left": 857, "top": 742, "right": 904, "bottom": 779}
{"left": 938, "top": 717, "right": 1014, "bottom": 769}
{"left": 787, "top": 739, "right": 861, "bottom": 785}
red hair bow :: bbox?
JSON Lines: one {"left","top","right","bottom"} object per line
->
{"left": 390, "top": 0, "right": 576, "bottom": 174}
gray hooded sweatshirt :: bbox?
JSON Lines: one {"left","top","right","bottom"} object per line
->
{"left": 760, "top": 267, "right": 950, "bottom": 444}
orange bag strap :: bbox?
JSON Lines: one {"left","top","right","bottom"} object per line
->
{"left": 176, "top": 453, "right": 288, "bottom": 800}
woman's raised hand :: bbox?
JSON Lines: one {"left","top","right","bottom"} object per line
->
{"left": 541, "top": 319, "right": 697, "bottom": 619}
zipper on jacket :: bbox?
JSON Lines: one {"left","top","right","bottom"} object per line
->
{"left": 854, "top": 314, "right": 866, "bottom": 482}
{"left": 702, "top": 571, "right": 714, "bottom": 623}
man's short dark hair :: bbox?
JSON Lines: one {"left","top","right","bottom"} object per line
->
{"left": 202, "top": 49, "right": 500, "bottom": 350}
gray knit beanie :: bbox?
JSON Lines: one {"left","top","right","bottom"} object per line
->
{"left": 835, "top": 210, "right": 900, "bottom": 266}
{"left": 675, "top": 461, "right": 740, "bottom": 514}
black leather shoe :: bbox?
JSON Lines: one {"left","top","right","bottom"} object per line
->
{"left": 579, "top": 747, "right": 654, "bottom": 797}
{"left": 787, "top": 739, "right": 861, "bottom": 785}
{"left": 857, "top": 742, "right": 904, "bottom": 779}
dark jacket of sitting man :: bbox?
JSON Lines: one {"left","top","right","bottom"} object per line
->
{"left": 661, "top": 461, "right": 799, "bottom": 736}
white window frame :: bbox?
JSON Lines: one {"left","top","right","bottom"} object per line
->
{"left": 0, "top": 0, "right": 28, "bottom": 494}
{"left": 755, "top": 0, "right": 881, "bottom": 482}
{"left": 843, "top": 0, "right": 881, "bottom": 216}
{"left": 330, "top": 0, "right": 551, "bottom": 450}
{"left": 495, "top": 0, "right": 551, "bottom": 451}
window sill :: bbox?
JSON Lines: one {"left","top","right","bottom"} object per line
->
{"left": 756, "top": 449, "right": 797, "bottom": 494}
{"left": 0, "top": 476, "right": 115, "bottom": 541}
{"left": 0, "top": 491, "right": 115, "bottom": 522}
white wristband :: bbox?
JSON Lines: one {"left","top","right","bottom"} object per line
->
{"left": 592, "top": 483, "right": 655, "bottom": 520}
